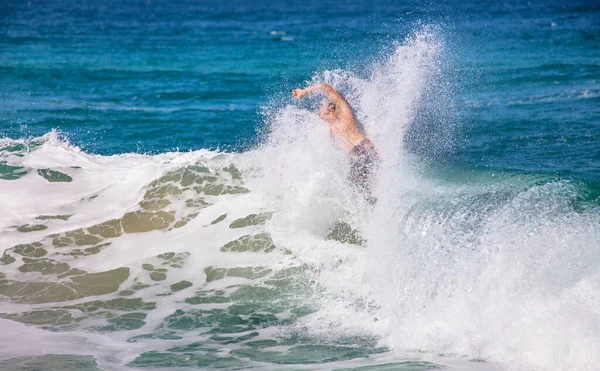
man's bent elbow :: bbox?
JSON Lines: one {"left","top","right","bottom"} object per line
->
{"left": 321, "top": 83, "right": 335, "bottom": 92}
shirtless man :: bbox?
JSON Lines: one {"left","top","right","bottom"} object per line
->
{"left": 293, "top": 83, "right": 378, "bottom": 198}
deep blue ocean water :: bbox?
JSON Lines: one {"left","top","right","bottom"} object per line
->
{"left": 1, "top": 1, "right": 600, "bottom": 370}
{"left": 2, "top": 0, "right": 598, "bottom": 177}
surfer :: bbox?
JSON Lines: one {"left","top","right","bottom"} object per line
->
{"left": 292, "top": 83, "right": 378, "bottom": 201}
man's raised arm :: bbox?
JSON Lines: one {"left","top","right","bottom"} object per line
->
{"left": 292, "top": 83, "right": 352, "bottom": 113}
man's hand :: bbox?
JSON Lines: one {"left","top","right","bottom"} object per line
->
{"left": 293, "top": 84, "right": 329, "bottom": 99}
{"left": 292, "top": 89, "right": 307, "bottom": 99}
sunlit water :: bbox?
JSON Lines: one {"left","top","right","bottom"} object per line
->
{"left": 1, "top": 1, "right": 599, "bottom": 370}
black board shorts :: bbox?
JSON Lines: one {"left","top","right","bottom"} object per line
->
{"left": 349, "top": 138, "right": 378, "bottom": 201}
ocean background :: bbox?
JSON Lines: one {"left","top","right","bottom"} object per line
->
{"left": 1, "top": 0, "right": 599, "bottom": 370}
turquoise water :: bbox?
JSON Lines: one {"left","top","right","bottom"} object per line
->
{"left": 2, "top": 0, "right": 597, "bottom": 177}
{"left": 1, "top": 1, "right": 599, "bottom": 370}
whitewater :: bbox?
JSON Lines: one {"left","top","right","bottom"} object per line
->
{"left": 1, "top": 30, "right": 600, "bottom": 371}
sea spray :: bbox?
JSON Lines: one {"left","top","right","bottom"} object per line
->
{"left": 1, "top": 28, "right": 599, "bottom": 371}
{"left": 249, "top": 27, "right": 600, "bottom": 370}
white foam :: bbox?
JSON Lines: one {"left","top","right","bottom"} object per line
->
{"left": 2, "top": 28, "right": 600, "bottom": 371}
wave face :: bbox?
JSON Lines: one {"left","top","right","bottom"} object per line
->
{"left": 1, "top": 29, "right": 600, "bottom": 371}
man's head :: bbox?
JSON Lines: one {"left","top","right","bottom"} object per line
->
{"left": 319, "top": 101, "right": 337, "bottom": 123}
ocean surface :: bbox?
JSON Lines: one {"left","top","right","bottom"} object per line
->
{"left": 1, "top": 0, "right": 599, "bottom": 370}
